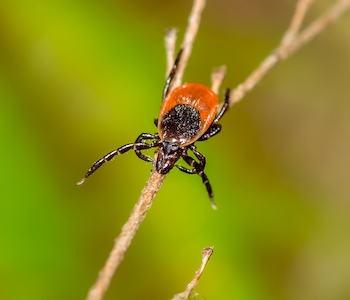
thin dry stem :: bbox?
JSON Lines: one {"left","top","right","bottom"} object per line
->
{"left": 165, "top": 28, "right": 178, "bottom": 76}
{"left": 172, "top": 0, "right": 206, "bottom": 89}
{"left": 282, "top": 0, "right": 315, "bottom": 45}
{"left": 171, "top": 247, "right": 214, "bottom": 300}
{"left": 211, "top": 66, "right": 227, "bottom": 113}
{"left": 229, "top": 0, "right": 350, "bottom": 107}
{"left": 87, "top": 169, "right": 166, "bottom": 300}
{"left": 211, "top": 66, "right": 227, "bottom": 95}
{"left": 85, "top": 0, "right": 350, "bottom": 299}
{"left": 286, "top": 0, "right": 350, "bottom": 56}
{"left": 86, "top": 1, "right": 205, "bottom": 299}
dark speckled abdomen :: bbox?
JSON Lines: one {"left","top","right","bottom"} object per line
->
{"left": 160, "top": 104, "right": 201, "bottom": 144}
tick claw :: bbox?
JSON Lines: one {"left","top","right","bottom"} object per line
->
{"left": 77, "top": 178, "right": 85, "bottom": 185}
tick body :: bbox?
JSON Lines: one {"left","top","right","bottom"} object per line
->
{"left": 158, "top": 83, "right": 219, "bottom": 146}
{"left": 78, "top": 49, "right": 230, "bottom": 209}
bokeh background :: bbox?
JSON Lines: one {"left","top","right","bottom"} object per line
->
{"left": 1, "top": 0, "right": 350, "bottom": 299}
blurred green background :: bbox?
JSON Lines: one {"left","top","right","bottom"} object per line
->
{"left": 1, "top": 0, "right": 350, "bottom": 299}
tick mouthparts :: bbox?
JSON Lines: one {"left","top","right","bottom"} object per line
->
{"left": 77, "top": 178, "right": 86, "bottom": 185}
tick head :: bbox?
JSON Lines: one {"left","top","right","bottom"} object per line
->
{"left": 156, "top": 141, "right": 181, "bottom": 174}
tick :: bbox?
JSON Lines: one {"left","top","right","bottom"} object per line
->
{"left": 77, "top": 49, "right": 230, "bottom": 209}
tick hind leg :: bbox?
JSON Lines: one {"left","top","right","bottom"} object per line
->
{"left": 213, "top": 88, "right": 230, "bottom": 123}
{"left": 198, "top": 88, "right": 230, "bottom": 142}
{"left": 198, "top": 123, "right": 222, "bottom": 141}
{"left": 162, "top": 49, "right": 183, "bottom": 100}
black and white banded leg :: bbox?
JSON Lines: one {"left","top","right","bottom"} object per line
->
{"left": 176, "top": 152, "right": 216, "bottom": 209}
{"left": 134, "top": 133, "right": 160, "bottom": 163}
{"left": 77, "top": 141, "right": 157, "bottom": 185}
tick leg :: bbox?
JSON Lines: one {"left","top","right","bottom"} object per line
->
{"left": 176, "top": 145, "right": 205, "bottom": 172}
{"left": 213, "top": 88, "right": 230, "bottom": 123}
{"left": 154, "top": 118, "right": 158, "bottom": 127}
{"left": 198, "top": 124, "right": 222, "bottom": 141}
{"left": 189, "top": 145, "right": 206, "bottom": 169}
{"left": 197, "top": 88, "right": 229, "bottom": 143}
{"left": 134, "top": 133, "right": 160, "bottom": 163}
{"left": 176, "top": 164, "right": 196, "bottom": 174}
{"left": 178, "top": 154, "right": 216, "bottom": 209}
{"left": 77, "top": 140, "right": 157, "bottom": 185}
{"left": 162, "top": 49, "right": 183, "bottom": 100}
{"left": 77, "top": 143, "right": 136, "bottom": 185}
{"left": 199, "top": 171, "right": 216, "bottom": 209}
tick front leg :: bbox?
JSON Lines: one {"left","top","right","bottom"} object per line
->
{"left": 134, "top": 133, "right": 159, "bottom": 163}
{"left": 176, "top": 146, "right": 206, "bottom": 174}
{"left": 189, "top": 145, "right": 206, "bottom": 169}
{"left": 198, "top": 124, "right": 222, "bottom": 142}
{"left": 77, "top": 143, "right": 136, "bottom": 185}
{"left": 176, "top": 164, "right": 196, "bottom": 174}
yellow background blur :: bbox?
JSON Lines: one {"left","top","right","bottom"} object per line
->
{"left": 1, "top": 1, "right": 350, "bottom": 299}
